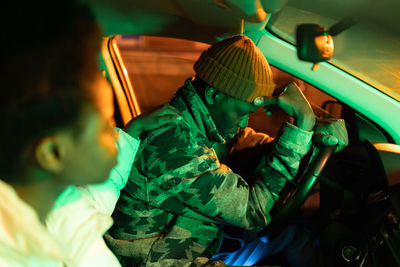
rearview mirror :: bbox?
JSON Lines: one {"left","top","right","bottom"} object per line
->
{"left": 296, "top": 24, "right": 334, "bottom": 69}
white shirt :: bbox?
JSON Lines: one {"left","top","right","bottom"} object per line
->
{"left": 46, "top": 128, "right": 140, "bottom": 266}
{"left": 0, "top": 179, "right": 66, "bottom": 266}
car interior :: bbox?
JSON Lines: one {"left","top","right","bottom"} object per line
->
{"left": 94, "top": 0, "right": 400, "bottom": 266}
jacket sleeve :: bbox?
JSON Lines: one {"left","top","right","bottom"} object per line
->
{"left": 138, "top": 122, "right": 312, "bottom": 230}
{"left": 228, "top": 124, "right": 312, "bottom": 202}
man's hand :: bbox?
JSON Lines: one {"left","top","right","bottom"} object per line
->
{"left": 312, "top": 118, "right": 349, "bottom": 152}
{"left": 253, "top": 82, "right": 316, "bottom": 131}
{"left": 124, "top": 104, "right": 182, "bottom": 138}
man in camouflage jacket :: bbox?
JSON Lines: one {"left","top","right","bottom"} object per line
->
{"left": 108, "top": 35, "right": 347, "bottom": 266}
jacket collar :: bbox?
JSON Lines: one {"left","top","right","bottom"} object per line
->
{"left": 170, "top": 78, "right": 225, "bottom": 145}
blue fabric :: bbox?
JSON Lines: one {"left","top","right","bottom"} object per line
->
{"left": 211, "top": 224, "right": 315, "bottom": 266}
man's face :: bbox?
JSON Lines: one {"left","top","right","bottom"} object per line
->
{"left": 60, "top": 74, "right": 118, "bottom": 186}
{"left": 208, "top": 92, "right": 259, "bottom": 140}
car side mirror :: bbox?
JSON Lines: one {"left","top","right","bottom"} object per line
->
{"left": 296, "top": 24, "right": 334, "bottom": 70}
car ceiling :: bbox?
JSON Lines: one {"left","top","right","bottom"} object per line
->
{"left": 83, "top": 0, "right": 285, "bottom": 43}
{"left": 84, "top": 0, "right": 400, "bottom": 43}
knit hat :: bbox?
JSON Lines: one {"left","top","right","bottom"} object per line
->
{"left": 193, "top": 35, "right": 275, "bottom": 103}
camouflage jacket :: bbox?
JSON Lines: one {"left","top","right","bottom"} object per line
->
{"left": 109, "top": 79, "right": 313, "bottom": 266}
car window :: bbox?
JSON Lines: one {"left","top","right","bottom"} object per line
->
{"left": 114, "top": 35, "right": 209, "bottom": 113}
{"left": 115, "top": 35, "right": 342, "bottom": 137}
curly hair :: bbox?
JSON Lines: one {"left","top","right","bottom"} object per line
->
{"left": 0, "top": 1, "right": 102, "bottom": 179}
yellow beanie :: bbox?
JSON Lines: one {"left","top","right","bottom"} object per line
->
{"left": 193, "top": 35, "right": 275, "bottom": 103}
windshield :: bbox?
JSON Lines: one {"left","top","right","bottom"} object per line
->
{"left": 267, "top": 5, "right": 400, "bottom": 102}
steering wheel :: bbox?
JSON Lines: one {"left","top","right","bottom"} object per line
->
{"left": 257, "top": 145, "right": 336, "bottom": 240}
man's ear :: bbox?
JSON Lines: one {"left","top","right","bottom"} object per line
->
{"left": 33, "top": 137, "right": 65, "bottom": 173}
{"left": 204, "top": 86, "right": 217, "bottom": 105}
